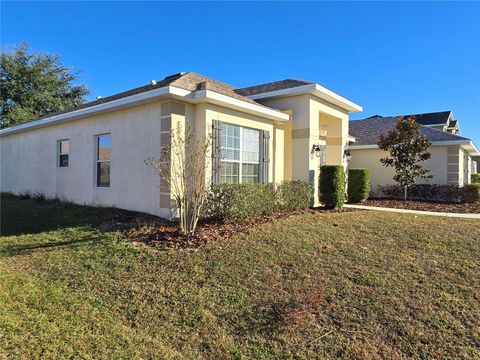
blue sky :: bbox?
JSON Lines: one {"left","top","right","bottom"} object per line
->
{"left": 2, "top": 1, "right": 479, "bottom": 144}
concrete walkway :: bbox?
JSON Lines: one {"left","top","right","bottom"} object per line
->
{"left": 344, "top": 204, "right": 480, "bottom": 219}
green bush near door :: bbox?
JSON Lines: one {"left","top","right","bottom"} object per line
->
{"left": 472, "top": 173, "right": 480, "bottom": 184}
{"left": 347, "top": 168, "right": 371, "bottom": 203}
{"left": 319, "top": 165, "right": 345, "bottom": 209}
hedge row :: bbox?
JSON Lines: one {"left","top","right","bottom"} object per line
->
{"left": 205, "top": 180, "right": 312, "bottom": 223}
{"left": 376, "top": 183, "right": 480, "bottom": 203}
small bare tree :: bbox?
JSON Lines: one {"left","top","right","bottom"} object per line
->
{"left": 145, "top": 124, "right": 212, "bottom": 236}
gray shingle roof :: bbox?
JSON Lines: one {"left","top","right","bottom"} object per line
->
{"left": 234, "top": 79, "right": 313, "bottom": 96}
{"left": 350, "top": 116, "right": 470, "bottom": 146}
{"left": 401, "top": 111, "right": 452, "bottom": 126}
{"left": 34, "top": 72, "right": 262, "bottom": 122}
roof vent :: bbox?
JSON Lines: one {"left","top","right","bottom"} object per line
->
{"left": 163, "top": 72, "right": 187, "bottom": 80}
{"left": 96, "top": 96, "right": 102, "bottom": 100}
{"left": 151, "top": 80, "right": 157, "bottom": 86}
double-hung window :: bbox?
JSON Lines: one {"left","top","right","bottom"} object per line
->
{"left": 58, "top": 139, "right": 69, "bottom": 167}
{"left": 96, "top": 134, "right": 111, "bottom": 187}
{"left": 219, "top": 123, "right": 260, "bottom": 183}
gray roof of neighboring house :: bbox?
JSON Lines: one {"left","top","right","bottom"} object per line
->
{"left": 349, "top": 116, "right": 470, "bottom": 146}
{"left": 34, "top": 72, "right": 262, "bottom": 122}
{"left": 402, "top": 111, "right": 452, "bottom": 126}
{"left": 234, "top": 79, "right": 313, "bottom": 96}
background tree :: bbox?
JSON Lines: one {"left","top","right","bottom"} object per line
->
{"left": 377, "top": 116, "right": 433, "bottom": 200}
{"left": 0, "top": 42, "right": 89, "bottom": 128}
{"left": 145, "top": 124, "right": 213, "bottom": 236}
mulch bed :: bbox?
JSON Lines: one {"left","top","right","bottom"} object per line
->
{"left": 362, "top": 198, "right": 480, "bottom": 214}
{"left": 121, "top": 208, "right": 353, "bottom": 250}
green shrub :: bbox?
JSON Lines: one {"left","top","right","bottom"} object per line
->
{"left": 472, "top": 173, "right": 480, "bottom": 184}
{"left": 347, "top": 169, "right": 370, "bottom": 203}
{"left": 319, "top": 165, "right": 345, "bottom": 209}
{"left": 205, "top": 180, "right": 312, "bottom": 223}
{"left": 205, "top": 183, "right": 277, "bottom": 223}
{"left": 461, "top": 184, "right": 480, "bottom": 203}
{"left": 276, "top": 180, "right": 313, "bottom": 211}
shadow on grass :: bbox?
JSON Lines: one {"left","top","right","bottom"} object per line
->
{"left": 1, "top": 194, "right": 159, "bottom": 237}
{"left": 0, "top": 234, "right": 101, "bottom": 257}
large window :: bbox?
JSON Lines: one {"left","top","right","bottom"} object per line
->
{"left": 96, "top": 134, "right": 111, "bottom": 187}
{"left": 219, "top": 124, "right": 260, "bottom": 183}
{"left": 58, "top": 139, "right": 69, "bottom": 167}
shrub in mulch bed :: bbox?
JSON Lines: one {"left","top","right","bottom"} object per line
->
{"left": 364, "top": 198, "right": 480, "bottom": 214}
{"left": 123, "top": 208, "right": 353, "bottom": 250}
{"left": 376, "top": 183, "right": 480, "bottom": 204}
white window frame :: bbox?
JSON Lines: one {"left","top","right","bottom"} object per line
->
{"left": 57, "top": 139, "right": 69, "bottom": 168}
{"left": 220, "top": 124, "right": 260, "bottom": 184}
{"left": 95, "top": 133, "right": 111, "bottom": 188}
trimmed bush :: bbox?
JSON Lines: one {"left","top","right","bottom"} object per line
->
{"left": 205, "top": 180, "right": 312, "bottom": 223}
{"left": 461, "top": 184, "right": 480, "bottom": 203}
{"left": 319, "top": 165, "right": 345, "bottom": 209}
{"left": 276, "top": 180, "right": 313, "bottom": 211}
{"left": 347, "top": 169, "right": 370, "bottom": 203}
{"left": 376, "top": 183, "right": 480, "bottom": 203}
{"left": 205, "top": 183, "right": 276, "bottom": 223}
{"left": 472, "top": 173, "right": 480, "bottom": 184}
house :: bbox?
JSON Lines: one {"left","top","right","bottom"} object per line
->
{"left": 0, "top": 72, "right": 362, "bottom": 218}
{"left": 349, "top": 114, "right": 480, "bottom": 193}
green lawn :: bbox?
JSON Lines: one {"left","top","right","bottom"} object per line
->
{"left": 1, "top": 194, "right": 479, "bottom": 359}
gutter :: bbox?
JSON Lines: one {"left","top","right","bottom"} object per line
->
{"left": 248, "top": 84, "right": 363, "bottom": 113}
{"left": 350, "top": 140, "right": 480, "bottom": 156}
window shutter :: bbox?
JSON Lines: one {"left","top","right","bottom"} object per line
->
{"left": 212, "top": 120, "right": 221, "bottom": 183}
{"left": 260, "top": 130, "right": 270, "bottom": 184}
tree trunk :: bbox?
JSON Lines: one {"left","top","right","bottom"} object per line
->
{"left": 404, "top": 186, "right": 408, "bottom": 201}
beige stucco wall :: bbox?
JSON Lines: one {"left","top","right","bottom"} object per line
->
{"left": 1, "top": 99, "right": 285, "bottom": 218}
{"left": 349, "top": 145, "right": 458, "bottom": 193}
{"left": 1, "top": 101, "right": 170, "bottom": 218}
{"left": 259, "top": 94, "right": 349, "bottom": 205}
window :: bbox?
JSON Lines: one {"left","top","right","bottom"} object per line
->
{"left": 96, "top": 134, "right": 111, "bottom": 187}
{"left": 58, "top": 139, "right": 69, "bottom": 167}
{"left": 219, "top": 124, "right": 260, "bottom": 184}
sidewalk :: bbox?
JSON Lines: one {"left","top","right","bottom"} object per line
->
{"left": 344, "top": 204, "right": 480, "bottom": 219}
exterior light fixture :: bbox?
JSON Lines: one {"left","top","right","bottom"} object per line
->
{"left": 312, "top": 144, "right": 322, "bottom": 157}
{"left": 344, "top": 149, "right": 352, "bottom": 162}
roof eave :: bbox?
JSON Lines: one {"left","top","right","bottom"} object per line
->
{"left": 0, "top": 85, "right": 288, "bottom": 136}
{"left": 350, "top": 139, "right": 480, "bottom": 156}
{"left": 248, "top": 83, "right": 363, "bottom": 113}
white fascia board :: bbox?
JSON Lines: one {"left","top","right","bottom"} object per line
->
{"left": 312, "top": 84, "right": 363, "bottom": 113}
{"left": 248, "top": 83, "right": 363, "bottom": 113}
{"left": 0, "top": 85, "right": 288, "bottom": 136}
{"left": 350, "top": 139, "right": 480, "bottom": 156}
{"left": 0, "top": 86, "right": 172, "bottom": 136}
{"left": 348, "top": 135, "right": 357, "bottom": 142}
{"left": 185, "top": 89, "right": 289, "bottom": 121}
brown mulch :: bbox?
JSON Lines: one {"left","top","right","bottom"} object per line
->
{"left": 362, "top": 198, "right": 480, "bottom": 214}
{"left": 121, "top": 208, "right": 353, "bottom": 250}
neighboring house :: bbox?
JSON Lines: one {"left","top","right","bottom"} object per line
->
{"left": 402, "top": 110, "right": 460, "bottom": 134}
{"left": 0, "top": 72, "right": 362, "bottom": 218}
{"left": 349, "top": 115, "right": 480, "bottom": 193}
